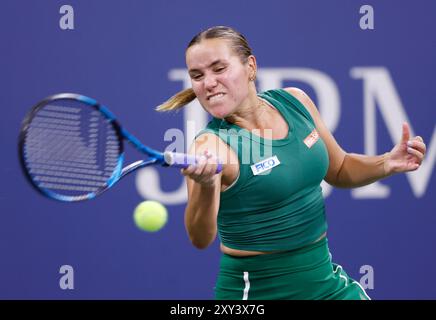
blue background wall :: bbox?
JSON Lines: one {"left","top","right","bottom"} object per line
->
{"left": 0, "top": 0, "right": 435, "bottom": 299}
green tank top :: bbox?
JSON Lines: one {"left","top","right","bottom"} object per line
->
{"left": 196, "top": 89, "right": 329, "bottom": 251}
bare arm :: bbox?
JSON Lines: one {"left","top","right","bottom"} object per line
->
{"left": 182, "top": 134, "right": 222, "bottom": 249}
{"left": 184, "top": 176, "right": 220, "bottom": 249}
{"left": 333, "top": 152, "right": 391, "bottom": 188}
{"left": 285, "top": 87, "right": 426, "bottom": 188}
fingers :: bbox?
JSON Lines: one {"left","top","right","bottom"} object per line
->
{"left": 407, "top": 135, "right": 427, "bottom": 159}
{"left": 180, "top": 155, "right": 207, "bottom": 177}
{"left": 180, "top": 150, "right": 220, "bottom": 186}
{"left": 407, "top": 144, "right": 425, "bottom": 162}
{"left": 407, "top": 139, "right": 426, "bottom": 153}
{"left": 401, "top": 122, "right": 410, "bottom": 143}
{"left": 401, "top": 124, "right": 427, "bottom": 162}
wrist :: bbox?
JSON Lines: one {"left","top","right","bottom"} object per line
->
{"left": 382, "top": 152, "right": 392, "bottom": 177}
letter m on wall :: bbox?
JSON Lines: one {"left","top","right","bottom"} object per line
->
{"left": 351, "top": 67, "right": 435, "bottom": 198}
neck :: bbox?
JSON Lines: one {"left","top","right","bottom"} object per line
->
{"left": 225, "top": 96, "right": 273, "bottom": 131}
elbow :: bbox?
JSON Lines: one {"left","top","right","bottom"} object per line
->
{"left": 185, "top": 207, "right": 218, "bottom": 250}
{"left": 326, "top": 180, "right": 349, "bottom": 189}
{"left": 325, "top": 171, "right": 348, "bottom": 188}
{"left": 191, "top": 240, "right": 211, "bottom": 250}
{"left": 325, "top": 153, "right": 352, "bottom": 188}
{"left": 190, "top": 235, "right": 215, "bottom": 250}
{"left": 325, "top": 173, "right": 352, "bottom": 189}
{"left": 187, "top": 226, "right": 217, "bottom": 250}
{"left": 324, "top": 172, "right": 346, "bottom": 188}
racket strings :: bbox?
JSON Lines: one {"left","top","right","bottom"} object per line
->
{"left": 25, "top": 129, "right": 98, "bottom": 165}
{"left": 23, "top": 101, "right": 122, "bottom": 197}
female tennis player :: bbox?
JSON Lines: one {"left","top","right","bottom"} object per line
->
{"left": 157, "top": 26, "right": 427, "bottom": 300}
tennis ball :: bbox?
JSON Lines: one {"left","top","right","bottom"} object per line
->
{"left": 133, "top": 200, "right": 168, "bottom": 232}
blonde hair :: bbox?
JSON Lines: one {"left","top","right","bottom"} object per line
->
{"left": 156, "top": 26, "right": 253, "bottom": 112}
{"left": 155, "top": 88, "right": 196, "bottom": 112}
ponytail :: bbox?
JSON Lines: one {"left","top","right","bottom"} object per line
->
{"left": 156, "top": 88, "right": 196, "bottom": 112}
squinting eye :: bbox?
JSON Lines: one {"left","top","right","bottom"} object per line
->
{"left": 191, "top": 75, "right": 203, "bottom": 81}
{"left": 215, "top": 67, "right": 226, "bottom": 72}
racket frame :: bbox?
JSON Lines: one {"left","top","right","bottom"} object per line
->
{"left": 18, "top": 93, "right": 164, "bottom": 201}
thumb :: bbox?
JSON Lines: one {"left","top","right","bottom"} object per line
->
{"left": 401, "top": 122, "right": 410, "bottom": 143}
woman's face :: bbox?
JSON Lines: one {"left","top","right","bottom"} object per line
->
{"left": 186, "top": 39, "right": 254, "bottom": 119}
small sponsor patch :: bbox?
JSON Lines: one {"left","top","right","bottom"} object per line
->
{"left": 250, "top": 155, "right": 280, "bottom": 175}
{"left": 304, "top": 129, "right": 320, "bottom": 148}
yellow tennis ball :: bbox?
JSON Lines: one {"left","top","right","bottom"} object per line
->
{"left": 133, "top": 200, "right": 168, "bottom": 232}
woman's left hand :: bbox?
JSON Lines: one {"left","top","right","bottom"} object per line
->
{"left": 384, "top": 122, "right": 426, "bottom": 175}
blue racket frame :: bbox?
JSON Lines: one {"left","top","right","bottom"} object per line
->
{"left": 19, "top": 93, "right": 219, "bottom": 202}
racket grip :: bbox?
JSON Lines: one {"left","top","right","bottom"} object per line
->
{"left": 163, "top": 152, "right": 223, "bottom": 174}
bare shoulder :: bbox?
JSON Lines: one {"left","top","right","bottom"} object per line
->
{"left": 283, "top": 87, "right": 319, "bottom": 120}
{"left": 283, "top": 86, "right": 309, "bottom": 99}
{"left": 283, "top": 87, "right": 347, "bottom": 185}
{"left": 284, "top": 87, "right": 306, "bottom": 97}
{"left": 188, "top": 132, "right": 228, "bottom": 159}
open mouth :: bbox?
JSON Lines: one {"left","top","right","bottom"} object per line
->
{"left": 207, "top": 93, "right": 225, "bottom": 102}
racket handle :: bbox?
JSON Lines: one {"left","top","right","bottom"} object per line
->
{"left": 163, "top": 152, "right": 223, "bottom": 174}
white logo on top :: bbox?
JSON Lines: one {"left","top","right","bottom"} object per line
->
{"left": 251, "top": 155, "right": 281, "bottom": 175}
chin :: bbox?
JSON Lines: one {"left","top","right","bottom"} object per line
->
{"left": 207, "top": 105, "right": 232, "bottom": 119}
{"left": 212, "top": 111, "right": 233, "bottom": 120}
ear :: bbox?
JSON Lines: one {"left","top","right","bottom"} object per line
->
{"left": 247, "top": 55, "right": 257, "bottom": 80}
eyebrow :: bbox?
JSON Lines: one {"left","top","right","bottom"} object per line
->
{"left": 188, "top": 59, "right": 227, "bottom": 74}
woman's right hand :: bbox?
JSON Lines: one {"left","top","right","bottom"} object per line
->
{"left": 180, "top": 150, "right": 221, "bottom": 187}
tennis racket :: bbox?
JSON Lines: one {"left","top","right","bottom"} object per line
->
{"left": 19, "top": 93, "right": 222, "bottom": 202}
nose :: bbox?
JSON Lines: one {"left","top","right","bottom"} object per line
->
{"left": 204, "top": 74, "right": 218, "bottom": 90}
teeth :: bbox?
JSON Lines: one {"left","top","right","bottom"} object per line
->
{"left": 209, "top": 93, "right": 224, "bottom": 101}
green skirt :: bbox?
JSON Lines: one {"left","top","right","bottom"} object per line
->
{"left": 215, "top": 237, "right": 370, "bottom": 300}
